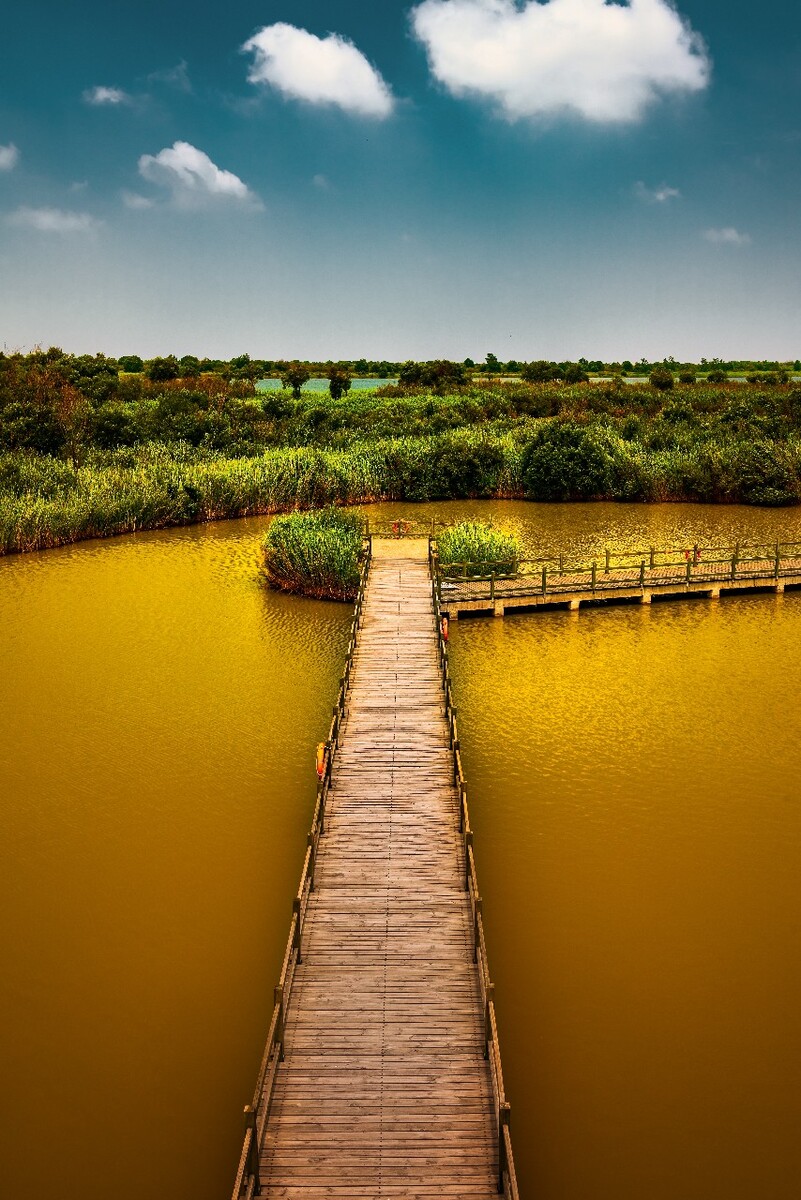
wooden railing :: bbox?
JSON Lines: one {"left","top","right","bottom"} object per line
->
{"left": 433, "top": 539, "right": 801, "bottom": 604}
{"left": 429, "top": 539, "right": 521, "bottom": 1200}
{"left": 363, "top": 515, "right": 452, "bottom": 539}
{"left": 230, "top": 541, "right": 372, "bottom": 1200}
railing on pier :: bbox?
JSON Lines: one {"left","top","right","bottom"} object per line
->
{"left": 429, "top": 539, "right": 521, "bottom": 1200}
{"left": 433, "top": 539, "right": 801, "bottom": 605}
{"left": 230, "top": 543, "right": 372, "bottom": 1200}
{"left": 363, "top": 515, "right": 452, "bottom": 539}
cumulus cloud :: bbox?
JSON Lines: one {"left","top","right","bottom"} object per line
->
{"left": 7, "top": 206, "right": 101, "bottom": 233}
{"left": 635, "top": 180, "right": 681, "bottom": 203}
{"left": 704, "top": 226, "right": 751, "bottom": 246}
{"left": 83, "top": 85, "right": 132, "bottom": 106}
{"left": 137, "top": 141, "right": 262, "bottom": 209}
{"left": 242, "top": 24, "right": 394, "bottom": 117}
{"left": 0, "top": 143, "right": 19, "bottom": 171}
{"left": 410, "top": 0, "right": 710, "bottom": 123}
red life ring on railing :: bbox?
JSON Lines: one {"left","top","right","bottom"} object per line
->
{"left": 316, "top": 743, "right": 326, "bottom": 779}
{"left": 441, "top": 616, "right": 449, "bottom": 642}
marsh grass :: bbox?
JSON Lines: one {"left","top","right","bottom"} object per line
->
{"left": 437, "top": 521, "right": 521, "bottom": 577}
{"left": 262, "top": 508, "right": 364, "bottom": 600}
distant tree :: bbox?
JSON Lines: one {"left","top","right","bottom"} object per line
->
{"left": 179, "top": 355, "right": 201, "bottom": 378}
{"left": 506, "top": 360, "right": 521, "bottom": 373}
{"left": 463, "top": 358, "right": 475, "bottom": 368}
{"left": 621, "top": 360, "right": 634, "bottom": 372}
{"left": 147, "top": 355, "right": 180, "bottom": 382}
{"left": 521, "top": 360, "right": 559, "bottom": 383}
{"left": 230, "top": 353, "right": 260, "bottom": 383}
{"left": 119, "top": 355, "right": 143, "bottom": 373}
{"left": 649, "top": 367, "right": 674, "bottom": 391}
{"left": 327, "top": 365, "right": 352, "bottom": 401}
{"left": 399, "top": 360, "right": 467, "bottom": 392}
{"left": 281, "top": 361, "right": 312, "bottom": 398}
{"left": 485, "top": 352, "right": 500, "bottom": 373}
{"left": 707, "top": 370, "right": 727, "bottom": 384}
{"left": 678, "top": 371, "right": 697, "bottom": 384}
{"left": 353, "top": 359, "right": 370, "bottom": 376}
{"left": 563, "top": 363, "right": 589, "bottom": 384}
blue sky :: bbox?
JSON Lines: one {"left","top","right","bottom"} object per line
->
{"left": 0, "top": 0, "right": 799, "bottom": 360}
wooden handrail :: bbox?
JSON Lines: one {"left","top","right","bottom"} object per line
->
{"left": 231, "top": 550, "right": 372, "bottom": 1200}
{"left": 431, "top": 569, "right": 520, "bottom": 1200}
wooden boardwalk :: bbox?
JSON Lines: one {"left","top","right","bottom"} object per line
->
{"left": 435, "top": 541, "right": 801, "bottom": 618}
{"left": 232, "top": 541, "right": 517, "bottom": 1199}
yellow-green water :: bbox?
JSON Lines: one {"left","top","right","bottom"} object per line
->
{"left": 2, "top": 502, "right": 801, "bottom": 1199}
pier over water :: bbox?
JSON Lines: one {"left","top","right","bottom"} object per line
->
{"left": 232, "top": 538, "right": 518, "bottom": 1199}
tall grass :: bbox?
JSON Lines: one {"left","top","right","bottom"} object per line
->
{"left": 437, "top": 522, "right": 521, "bottom": 576}
{"left": 262, "top": 508, "right": 363, "bottom": 600}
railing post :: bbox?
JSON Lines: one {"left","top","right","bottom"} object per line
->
{"left": 473, "top": 896, "right": 482, "bottom": 964}
{"left": 244, "top": 1105, "right": 262, "bottom": 1195}
{"left": 307, "top": 832, "right": 316, "bottom": 892}
{"left": 484, "top": 982, "right": 495, "bottom": 1059}
{"left": 650, "top": 547, "right": 655, "bottom": 569}
{"left": 686, "top": 558, "right": 691, "bottom": 584}
{"left": 498, "top": 1101, "right": 511, "bottom": 1194}
{"left": 591, "top": 562, "right": 597, "bottom": 592}
{"left": 731, "top": 555, "right": 737, "bottom": 581}
{"left": 293, "top": 897, "right": 302, "bottom": 964}
{"left": 541, "top": 566, "right": 547, "bottom": 596}
{"left": 559, "top": 554, "right": 564, "bottom": 576}
{"left": 775, "top": 542, "right": 780, "bottom": 580}
{"left": 639, "top": 560, "right": 645, "bottom": 589}
{"left": 604, "top": 548, "right": 610, "bottom": 573}
{"left": 464, "top": 830, "right": 473, "bottom": 890}
{"left": 490, "top": 572, "right": 495, "bottom": 601}
{"left": 274, "top": 984, "right": 285, "bottom": 1062}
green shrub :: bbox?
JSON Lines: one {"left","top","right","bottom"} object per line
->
{"left": 262, "top": 507, "right": 363, "bottom": 600}
{"left": 437, "top": 521, "right": 521, "bottom": 576}
{"left": 520, "top": 421, "right": 617, "bottom": 500}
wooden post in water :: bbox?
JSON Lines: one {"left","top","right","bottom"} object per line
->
{"left": 605, "top": 548, "right": 611, "bottom": 573}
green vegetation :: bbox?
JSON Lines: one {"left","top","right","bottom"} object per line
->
{"left": 437, "top": 522, "right": 521, "bottom": 576}
{"left": 262, "top": 508, "right": 364, "bottom": 600}
{"left": 3, "top": 346, "right": 801, "bottom": 557}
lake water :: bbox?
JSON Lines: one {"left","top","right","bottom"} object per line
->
{"left": 256, "top": 378, "right": 396, "bottom": 393}
{"left": 2, "top": 501, "right": 800, "bottom": 1199}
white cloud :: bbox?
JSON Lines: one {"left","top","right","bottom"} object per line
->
{"left": 242, "top": 23, "right": 394, "bottom": 117}
{"left": 0, "top": 143, "right": 19, "bottom": 171}
{"left": 312, "top": 173, "right": 330, "bottom": 189}
{"left": 704, "top": 226, "right": 751, "bottom": 246}
{"left": 121, "top": 190, "right": 155, "bottom": 210}
{"left": 635, "top": 180, "right": 681, "bottom": 203}
{"left": 410, "top": 0, "right": 710, "bottom": 123}
{"left": 83, "top": 85, "right": 132, "bottom": 106}
{"left": 137, "top": 141, "right": 262, "bottom": 209}
{"left": 7, "top": 206, "right": 101, "bottom": 233}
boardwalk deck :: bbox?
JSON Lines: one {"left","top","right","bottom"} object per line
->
{"left": 243, "top": 542, "right": 508, "bottom": 1199}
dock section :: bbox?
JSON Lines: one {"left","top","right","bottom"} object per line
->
{"left": 232, "top": 539, "right": 518, "bottom": 1199}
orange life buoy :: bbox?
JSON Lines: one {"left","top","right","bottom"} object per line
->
{"left": 316, "top": 743, "right": 327, "bottom": 779}
{"left": 441, "top": 616, "right": 449, "bottom": 642}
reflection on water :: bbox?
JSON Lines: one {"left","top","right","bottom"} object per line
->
{"left": 2, "top": 502, "right": 801, "bottom": 1200}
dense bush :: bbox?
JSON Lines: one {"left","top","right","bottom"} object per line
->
{"left": 520, "top": 422, "right": 619, "bottom": 500}
{"left": 262, "top": 508, "right": 364, "bottom": 600}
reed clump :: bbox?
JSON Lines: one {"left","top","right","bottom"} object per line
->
{"left": 437, "top": 521, "right": 521, "bottom": 577}
{"left": 262, "top": 508, "right": 364, "bottom": 600}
